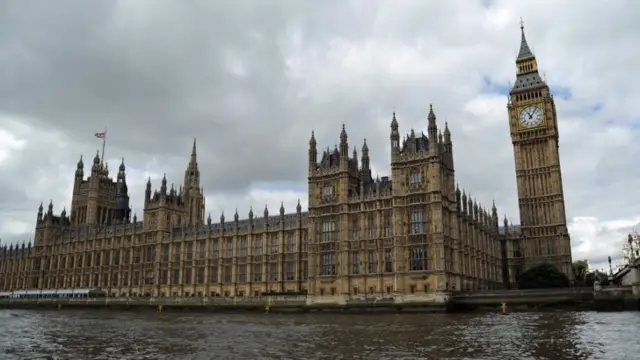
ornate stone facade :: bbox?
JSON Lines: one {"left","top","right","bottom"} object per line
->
{"left": 505, "top": 24, "right": 573, "bottom": 281}
{"left": 0, "top": 25, "right": 572, "bottom": 294}
{"left": 306, "top": 106, "right": 504, "bottom": 297}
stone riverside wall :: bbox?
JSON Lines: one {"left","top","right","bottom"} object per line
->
{"left": 5, "top": 287, "right": 634, "bottom": 313}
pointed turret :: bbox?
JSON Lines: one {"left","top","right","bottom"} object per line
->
{"left": 145, "top": 177, "right": 152, "bottom": 205}
{"left": 517, "top": 19, "right": 534, "bottom": 61}
{"left": 360, "top": 138, "right": 370, "bottom": 170}
{"left": 91, "top": 150, "right": 101, "bottom": 174}
{"left": 296, "top": 199, "right": 302, "bottom": 213}
{"left": 390, "top": 112, "right": 400, "bottom": 158}
{"left": 309, "top": 131, "right": 317, "bottom": 175}
{"left": 339, "top": 124, "right": 348, "bottom": 169}
{"left": 37, "top": 202, "right": 43, "bottom": 222}
{"left": 71, "top": 154, "right": 85, "bottom": 224}
{"left": 184, "top": 138, "right": 201, "bottom": 189}
{"left": 443, "top": 122, "right": 452, "bottom": 153}
{"left": 102, "top": 161, "right": 109, "bottom": 177}
{"left": 444, "top": 122, "right": 451, "bottom": 143}
{"left": 309, "top": 130, "right": 317, "bottom": 147}
{"left": 511, "top": 19, "right": 545, "bottom": 93}
{"left": 116, "top": 158, "right": 128, "bottom": 195}
{"left": 160, "top": 174, "right": 167, "bottom": 195}
{"left": 179, "top": 140, "right": 205, "bottom": 225}
{"left": 491, "top": 201, "right": 499, "bottom": 229}
{"left": 462, "top": 190, "right": 468, "bottom": 215}
{"left": 472, "top": 201, "right": 479, "bottom": 222}
{"left": 76, "top": 155, "right": 84, "bottom": 177}
{"left": 427, "top": 105, "right": 439, "bottom": 155}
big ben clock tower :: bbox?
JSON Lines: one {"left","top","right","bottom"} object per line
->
{"left": 507, "top": 21, "right": 573, "bottom": 279}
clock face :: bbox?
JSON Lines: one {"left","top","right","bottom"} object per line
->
{"left": 518, "top": 106, "right": 544, "bottom": 128}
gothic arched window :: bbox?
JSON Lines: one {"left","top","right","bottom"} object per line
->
{"left": 410, "top": 168, "right": 421, "bottom": 186}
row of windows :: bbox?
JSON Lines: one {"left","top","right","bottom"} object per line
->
{"left": 8, "top": 262, "right": 310, "bottom": 289}
{"left": 323, "top": 170, "right": 423, "bottom": 192}
{"left": 320, "top": 209, "right": 426, "bottom": 241}
{"left": 320, "top": 246, "right": 427, "bottom": 276}
{"left": 25, "top": 234, "right": 309, "bottom": 270}
{"left": 518, "top": 63, "right": 535, "bottom": 74}
{"left": 352, "top": 250, "right": 394, "bottom": 274}
{"left": 32, "top": 229, "right": 307, "bottom": 254}
{"left": 158, "top": 262, "right": 309, "bottom": 284}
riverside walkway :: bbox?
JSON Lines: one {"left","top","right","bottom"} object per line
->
{"left": 0, "top": 287, "right": 599, "bottom": 313}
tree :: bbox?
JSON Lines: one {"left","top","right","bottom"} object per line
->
{"left": 516, "top": 263, "right": 570, "bottom": 289}
{"left": 572, "top": 259, "right": 589, "bottom": 284}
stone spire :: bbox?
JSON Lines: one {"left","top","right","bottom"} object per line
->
{"left": 517, "top": 18, "right": 535, "bottom": 61}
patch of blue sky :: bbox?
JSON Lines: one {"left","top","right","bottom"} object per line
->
{"left": 481, "top": 76, "right": 510, "bottom": 95}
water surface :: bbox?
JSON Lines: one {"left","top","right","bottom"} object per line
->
{"left": 1, "top": 310, "right": 638, "bottom": 359}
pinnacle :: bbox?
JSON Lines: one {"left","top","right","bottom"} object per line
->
{"left": 517, "top": 18, "right": 535, "bottom": 61}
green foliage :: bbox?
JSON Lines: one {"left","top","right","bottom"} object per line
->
{"left": 516, "top": 263, "right": 570, "bottom": 289}
{"left": 572, "top": 260, "right": 589, "bottom": 283}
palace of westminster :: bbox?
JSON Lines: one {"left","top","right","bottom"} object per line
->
{"left": 0, "top": 25, "right": 573, "bottom": 297}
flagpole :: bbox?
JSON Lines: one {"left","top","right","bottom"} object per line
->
{"left": 100, "top": 127, "right": 107, "bottom": 165}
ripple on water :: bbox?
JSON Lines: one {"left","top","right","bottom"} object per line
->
{"left": 0, "top": 310, "right": 639, "bottom": 359}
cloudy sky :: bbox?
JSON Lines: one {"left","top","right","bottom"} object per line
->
{"left": 1, "top": 0, "right": 638, "bottom": 271}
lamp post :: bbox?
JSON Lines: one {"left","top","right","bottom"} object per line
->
{"left": 629, "top": 234, "right": 636, "bottom": 261}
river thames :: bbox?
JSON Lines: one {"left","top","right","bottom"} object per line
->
{"left": 0, "top": 310, "right": 638, "bottom": 359}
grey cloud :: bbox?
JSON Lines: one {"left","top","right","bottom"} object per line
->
{"left": 0, "top": 0, "right": 332, "bottom": 193}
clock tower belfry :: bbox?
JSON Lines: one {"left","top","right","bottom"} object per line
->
{"left": 507, "top": 21, "right": 573, "bottom": 279}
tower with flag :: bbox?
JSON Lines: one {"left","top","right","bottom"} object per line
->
{"left": 95, "top": 128, "right": 107, "bottom": 165}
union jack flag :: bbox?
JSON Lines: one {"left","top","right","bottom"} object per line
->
{"left": 94, "top": 131, "right": 106, "bottom": 139}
